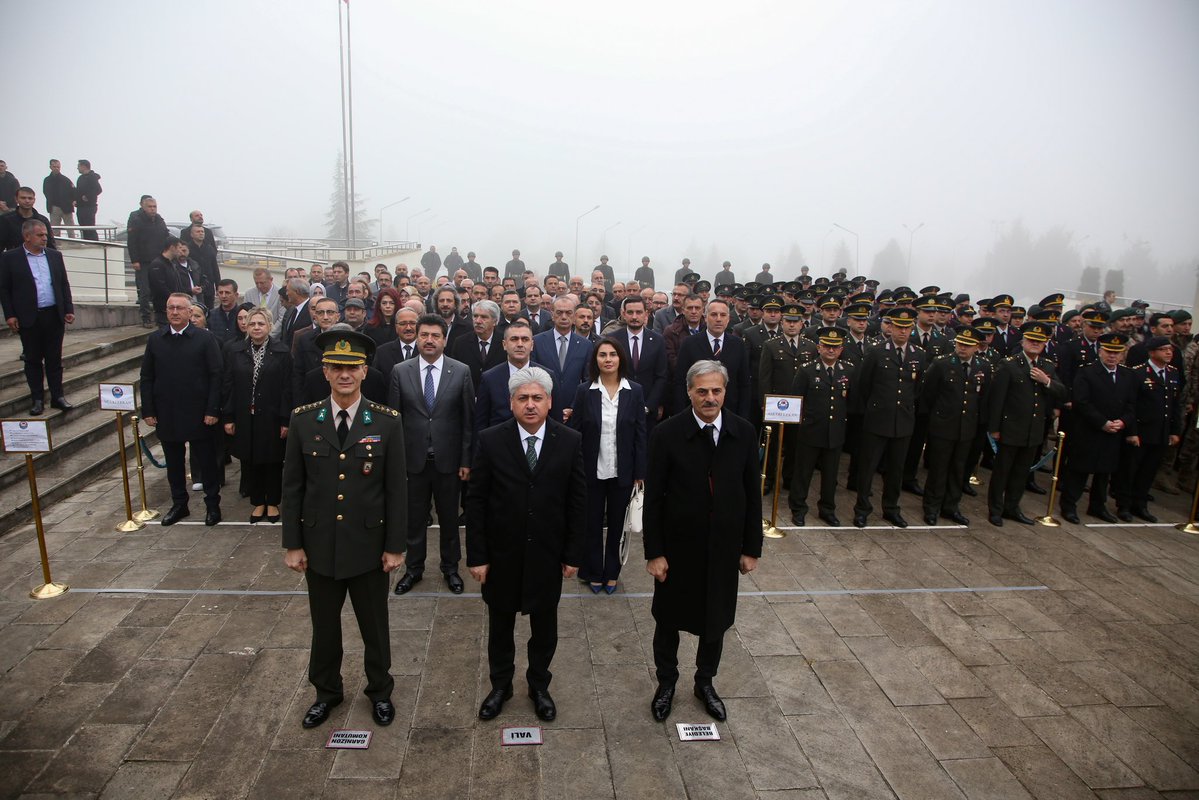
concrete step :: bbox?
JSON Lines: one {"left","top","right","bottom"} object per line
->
{"left": 0, "top": 324, "right": 150, "bottom": 392}
{"left": 0, "top": 343, "right": 146, "bottom": 418}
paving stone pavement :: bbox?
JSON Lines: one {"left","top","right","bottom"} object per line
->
{"left": 0, "top": 454, "right": 1198, "bottom": 799}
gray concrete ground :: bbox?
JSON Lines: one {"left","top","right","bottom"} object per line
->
{"left": 1, "top": 449, "right": 1198, "bottom": 799}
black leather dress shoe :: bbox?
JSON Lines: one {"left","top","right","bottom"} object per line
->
{"left": 902, "top": 481, "right": 924, "bottom": 496}
{"left": 945, "top": 512, "right": 970, "bottom": 526}
{"left": 924, "top": 513, "right": 938, "bottom": 525}
{"left": 651, "top": 683, "right": 675, "bottom": 721}
{"left": 1116, "top": 509, "right": 1134, "bottom": 523}
{"left": 302, "top": 699, "right": 342, "bottom": 729}
{"left": 372, "top": 698, "right": 395, "bottom": 726}
{"left": 694, "top": 684, "right": 727, "bottom": 722}
{"left": 961, "top": 484, "right": 978, "bottom": 497}
{"left": 445, "top": 572, "right": 465, "bottom": 594}
{"left": 162, "top": 505, "right": 190, "bottom": 526}
{"left": 393, "top": 572, "right": 422, "bottom": 595}
{"left": 30, "top": 399, "right": 44, "bottom": 415}
{"left": 1088, "top": 507, "right": 1118, "bottom": 524}
{"left": 50, "top": 397, "right": 74, "bottom": 411}
{"left": 883, "top": 511, "right": 908, "bottom": 529}
{"left": 853, "top": 514, "right": 868, "bottom": 529}
{"left": 1131, "top": 507, "right": 1158, "bottom": 523}
{"left": 529, "top": 688, "right": 556, "bottom": 722}
{"left": 818, "top": 512, "right": 840, "bottom": 527}
{"left": 762, "top": 482, "right": 774, "bottom": 496}
{"left": 1004, "top": 511, "right": 1035, "bottom": 525}
{"left": 204, "top": 508, "right": 221, "bottom": 526}
{"left": 478, "top": 686, "right": 512, "bottom": 720}
{"left": 988, "top": 514, "right": 1004, "bottom": 527}
{"left": 790, "top": 514, "right": 805, "bottom": 527}
{"left": 1025, "top": 480, "right": 1047, "bottom": 495}
{"left": 1063, "top": 510, "right": 1081, "bottom": 524}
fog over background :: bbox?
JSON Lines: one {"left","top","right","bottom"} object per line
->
{"left": 6, "top": 0, "right": 1198, "bottom": 304}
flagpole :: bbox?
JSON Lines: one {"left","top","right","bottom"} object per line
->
{"left": 337, "top": 0, "right": 351, "bottom": 248}
{"left": 345, "top": 0, "right": 357, "bottom": 247}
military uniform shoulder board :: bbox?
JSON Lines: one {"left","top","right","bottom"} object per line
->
{"left": 367, "top": 400, "right": 400, "bottom": 417}
{"left": 292, "top": 401, "right": 323, "bottom": 415}
{"left": 1166, "top": 363, "right": 1178, "bottom": 371}
{"left": 935, "top": 353, "right": 951, "bottom": 361}
{"left": 1006, "top": 355, "right": 1019, "bottom": 362}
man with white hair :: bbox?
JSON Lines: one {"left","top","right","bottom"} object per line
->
{"left": 467, "top": 366, "right": 585, "bottom": 723}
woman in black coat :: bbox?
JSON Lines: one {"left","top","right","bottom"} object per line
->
{"left": 365, "top": 287, "right": 400, "bottom": 346}
{"left": 565, "top": 337, "right": 646, "bottom": 593}
{"left": 221, "top": 307, "right": 292, "bottom": 522}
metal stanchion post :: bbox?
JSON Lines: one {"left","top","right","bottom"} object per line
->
{"left": 114, "top": 412, "right": 144, "bottom": 532}
{"left": 761, "top": 425, "right": 778, "bottom": 536}
{"left": 27, "top": 454, "right": 68, "bottom": 599}
{"left": 766, "top": 422, "right": 786, "bottom": 539}
{"left": 130, "top": 415, "right": 159, "bottom": 522}
{"left": 1177, "top": 471, "right": 1199, "bottom": 535}
{"left": 1036, "top": 431, "right": 1066, "bottom": 527}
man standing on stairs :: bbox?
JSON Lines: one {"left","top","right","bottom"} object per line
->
{"left": 140, "top": 292, "right": 223, "bottom": 526}
{"left": 0, "top": 220, "right": 75, "bottom": 415}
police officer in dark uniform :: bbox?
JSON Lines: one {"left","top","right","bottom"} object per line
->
{"left": 1116, "top": 335, "right": 1183, "bottom": 522}
{"left": 986, "top": 321, "right": 1067, "bottom": 526}
{"left": 852, "top": 308, "right": 929, "bottom": 528}
{"left": 759, "top": 303, "right": 816, "bottom": 491}
{"left": 919, "top": 326, "right": 991, "bottom": 525}
{"left": 282, "top": 329, "right": 408, "bottom": 730}
{"left": 788, "top": 327, "right": 854, "bottom": 526}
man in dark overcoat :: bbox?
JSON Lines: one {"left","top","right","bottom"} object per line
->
{"left": 644, "top": 359, "right": 761, "bottom": 723}
{"left": 1059, "top": 332, "right": 1137, "bottom": 523}
{"left": 140, "top": 292, "right": 223, "bottom": 525}
{"left": 466, "top": 366, "right": 585, "bottom": 723}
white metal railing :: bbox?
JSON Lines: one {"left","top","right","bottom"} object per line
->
{"left": 1061, "top": 289, "right": 1190, "bottom": 313}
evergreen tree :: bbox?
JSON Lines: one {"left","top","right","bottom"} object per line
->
{"left": 324, "top": 152, "right": 373, "bottom": 244}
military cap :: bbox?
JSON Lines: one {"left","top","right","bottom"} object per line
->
{"left": 1039, "top": 293, "right": 1065, "bottom": 309}
{"left": 891, "top": 288, "right": 918, "bottom": 305}
{"left": 1170, "top": 309, "right": 1192, "bottom": 323}
{"left": 1097, "top": 332, "right": 1129, "bottom": 352}
{"left": 850, "top": 275, "right": 867, "bottom": 285}
{"left": 956, "top": 305, "right": 977, "bottom": 318}
{"left": 953, "top": 293, "right": 971, "bottom": 305}
{"left": 715, "top": 283, "right": 735, "bottom": 296}
{"left": 1027, "top": 304, "right": 1043, "bottom": 316}
{"left": 974, "top": 318, "right": 998, "bottom": 335}
{"left": 761, "top": 295, "right": 784, "bottom": 311}
{"left": 316, "top": 327, "right": 375, "bottom": 366}
{"left": 1031, "top": 308, "right": 1060, "bottom": 324}
{"left": 1020, "top": 321, "right": 1052, "bottom": 342}
{"left": 884, "top": 307, "right": 917, "bottom": 327}
{"left": 954, "top": 326, "right": 984, "bottom": 346}
{"left": 744, "top": 282, "right": 764, "bottom": 293}
{"left": 798, "top": 275, "right": 814, "bottom": 285}
{"left": 682, "top": 272, "right": 701, "bottom": 284}
{"left": 784, "top": 281, "right": 802, "bottom": 295}
{"left": 914, "top": 295, "right": 940, "bottom": 311}
{"left": 992, "top": 294, "right": 1014, "bottom": 308}
{"left": 1109, "top": 308, "right": 1138, "bottom": 323}
{"left": 1081, "top": 308, "right": 1110, "bottom": 326}
{"left": 845, "top": 301, "right": 873, "bottom": 319}
{"left": 848, "top": 291, "right": 875, "bottom": 304}
{"left": 344, "top": 297, "right": 366, "bottom": 309}
{"left": 919, "top": 285, "right": 941, "bottom": 296}
{"left": 694, "top": 280, "right": 712, "bottom": 293}
{"left": 977, "top": 297, "right": 995, "bottom": 311}
{"left": 935, "top": 293, "right": 955, "bottom": 310}
{"left": 816, "top": 326, "right": 846, "bottom": 346}
{"left": 798, "top": 290, "right": 817, "bottom": 305}
{"left": 865, "top": 279, "right": 881, "bottom": 289}
{"left": 1093, "top": 300, "right": 1112, "bottom": 312}
{"left": 1131, "top": 299, "right": 1150, "bottom": 309}
{"left": 1010, "top": 306, "right": 1027, "bottom": 320}
{"left": 1062, "top": 309, "right": 1080, "bottom": 325}
{"left": 818, "top": 294, "right": 842, "bottom": 309}
{"left": 877, "top": 291, "right": 896, "bottom": 306}
{"left": 781, "top": 303, "right": 803, "bottom": 320}
{"left": 733, "top": 287, "right": 750, "bottom": 300}
{"left": 771, "top": 281, "right": 787, "bottom": 293}
{"left": 729, "top": 283, "right": 744, "bottom": 292}
{"left": 1145, "top": 335, "right": 1173, "bottom": 351}
{"left": 813, "top": 277, "right": 831, "bottom": 287}
{"left": 747, "top": 294, "right": 764, "bottom": 309}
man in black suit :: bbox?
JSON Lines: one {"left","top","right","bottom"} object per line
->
{"left": 372, "top": 307, "right": 421, "bottom": 379}
{"left": 467, "top": 366, "right": 585, "bottom": 722}
{"left": 0, "top": 220, "right": 74, "bottom": 414}
{"left": 644, "top": 359, "right": 761, "bottom": 722}
{"left": 450, "top": 299, "right": 506, "bottom": 390}
{"left": 0, "top": 186, "right": 57, "bottom": 252}
{"left": 609, "top": 296, "right": 668, "bottom": 430}
{"left": 475, "top": 320, "right": 535, "bottom": 432}
{"left": 140, "top": 292, "right": 223, "bottom": 526}
{"left": 674, "top": 298, "right": 751, "bottom": 418}
{"left": 519, "top": 285, "right": 552, "bottom": 334}
{"left": 278, "top": 278, "right": 313, "bottom": 347}
{"left": 532, "top": 296, "right": 594, "bottom": 423}
{"left": 389, "top": 315, "right": 475, "bottom": 595}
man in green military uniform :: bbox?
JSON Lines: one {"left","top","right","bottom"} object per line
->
{"left": 283, "top": 329, "right": 408, "bottom": 730}
{"left": 759, "top": 303, "right": 816, "bottom": 493}
{"left": 789, "top": 327, "right": 854, "bottom": 526}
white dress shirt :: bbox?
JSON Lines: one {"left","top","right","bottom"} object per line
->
{"left": 592, "top": 378, "right": 630, "bottom": 480}
{"left": 692, "top": 410, "right": 723, "bottom": 446}
{"left": 518, "top": 421, "right": 547, "bottom": 460}
{"left": 332, "top": 396, "right": 363, "bottom": 432}
{"left": 419, "top": 354, "right": 446, "bottom": 401}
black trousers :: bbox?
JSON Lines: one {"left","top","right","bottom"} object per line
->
{"left": 1060, "top": 467, "right": 1111, "bottom": 513}
{"left": 988, "top": 442, "right": 1037, "bottom": 517}
{"left": 18, "top": 307, "right": 65, "bottom": 401}
{"left": 652, "top": 624, "right": 725, "bottom": 686}
{"left": 582, "top": 477, "right": 632, "bottom": 583}
{"left": 924, "top": 434, "right": 971, "bottom": 517}
{"left": 76, "top": 205, "right": 98, "bottom": 240}
{"left": 242, "top": 461, "right": 282, "bottom": 506}
{"left": 162, "top": 437, "right": 220, "bottom": 509}
{"left": 487, "top": 603, "right": 558, "bottom": 692}
{"left": 854, "top": 432, "right": 910, "bottom": 516}
{"left": 134, "top": 265, "right": 152, "bottom": 323}
{"left": 844, "top": 413, "right": 864, "bottom": 488}
{"left": 903, "top": 413, "right": 931, "bottom": 484}
{"left": 963, "top": 428, "right": 989, "bottom": 485}
{"left": 789, "top": 442, "right": 840, "bottom": 519}
{"left": 405, "top": 460, "right": 461, "bottom": 577}
{"left": 1115, "top": 443, "right": 1168, "bottom": 511}
{"left": 305, "top": 567, "right": 393, "bottom": 704}
{"left": 189, "top": 426, "right": 225, "bottom": 488}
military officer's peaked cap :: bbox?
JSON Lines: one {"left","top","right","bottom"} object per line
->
{"left": 817, "top": 327, "right": 846, "bottom": 346}
{"left": 744, "top": 282, "right": 764, "bottom": 293}
{"left": 1020, "top": 321, "right": 1053, "bottom": 342}
{"left": 317, "top": 328, "right": 376, "bottom": 366}
{"left": 956, "top": 305, "right": 977, "bottom": 318}
{"left": 848, "top": 291, "right": 875, "bottom": 304}
{"left": 798, "top": 290, "right": 817, "bottom": 304}
{"left": 1145, "top": 335, "right": 1172, "bottom": 351}
{"left": 1010, "top": 306, "right": 1027, "bottom": 319}
{"left": 1039, "top": 293, "right": 1065, "bottom": 309}
{"left": 1081, "top": 308, "right": 1110, "bottom": 326}
{"left": 693, "top": 280, "right": 712, "bottom": 293}
{"left": 1031, "top": 308, "right": 1060, "bottom": 324}
{"left": 771, "top": 281, "right": 787, "bottom": 293}
{"left": 761, "top": 295, "right": 784, "bottom": 311}
{"left": 682, "top": 272, "right": 701, "bottom": 283}
{"left": 891, "top": 288, "right": 918, "bottom": 305}
{"left": 715, "top": 284, "right": 735, "bottom": 297}
{"left": 784, "top": 281, "right": 803, "bottom": 295}
{"left": 845, "top": 301, "right": 873, "bottom": 319}
{"left": 919, "top": 285, "right": 941, "bottom": 296}
{"left": 884, "top": 308, "right": 917, "bottom": 327}
{"left": 747, "top": 295, "right": 765, "bottom": 309}
{"left": 818, "top": 294, "right": 842, "bottom": 309}
{"left": 914, "top": 296, "right": 940, "bottom": 311}
{"left": 935, "top": 293, "right": 955, "bottom": 310}
{"left": 992, "top": 294, "right": 1015, "bottom": 308}
{"left": 781, "top": 303, "right": 803, "bottom": 320}
{"left": 1098, "top": 332, "right": 1129, "bottom": 352}
{"left": 955, "top": 326, "right": 984, "bottom": 346}
{"left": 974, "top": 318, "right": 998, "bottom": 335}
{"left": 865, "top": 279, "right": 881, "bottom": 289}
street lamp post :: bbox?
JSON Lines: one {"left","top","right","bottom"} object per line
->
{"left": 600, "top": 221, "right": 622, "bottom": 257}
{"left": 378, "top": 197, "right": 411, "bottom": 243}
{"left": 832, "top": 223, "right": 859, "bottom": 275}
{"left": 902, "top": 222, "right": 925, "bottom": 279}
{"left": 406, "top": 208, "right": 431, "bottom": 241}
{"left": 574, "top": 205, "right": 600, "bottom": 273}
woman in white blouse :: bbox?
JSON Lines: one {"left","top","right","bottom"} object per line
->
{"left": 566, "top": 338, "right": 647, "bottom": 593}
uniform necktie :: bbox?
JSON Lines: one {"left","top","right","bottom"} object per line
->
{"left": 712, "top": 338, "right": 722, "bottom": 357}
{"left": 480, "top": 339, "right": 488, "bottom": 360}
{"left": 558, "top": 335, "right": 568, "bottom": 368}
{"left": 525, "top": 435, "right": 538, "bottom": 469}
{"left": 424, "top": 364, "right": 435, "bottom": 411}
{"left": 404, "top": 344, "right": 412, "bottom": 360}
{"left": 631, "top": 335, "right": 640, "bottom": 370}
{"left": 789, "top": 338, "right": 798, "bottom": 356}
{"left": 336, "top": 409, "right": 349, "bottom": 446}
{"left": 704, "top": 423, "right": 717, "bottom": 450}
{"left": 1111, "top": 370, "right": 1117, "bottom": 384}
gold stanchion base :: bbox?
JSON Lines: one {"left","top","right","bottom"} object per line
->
{"left": 133, "top": 509, "right": 160, "bottom": 522}
{"left": 1175, "top": 522, "right": 1199, "bottom": 535}
{"left": 30, "top": 582, "right": 69, "bottom": 600}
{"left": 969, "top": 474, "right": 981, "bottom": 486}
{"left": 764, "top": 524, "right": 785, "bottom": 539}
{"left": 116, "top": 518, "right": 145, "bottom": 532}
{"left": 1035, "top": 515, "right": 1060, "bottom": 527}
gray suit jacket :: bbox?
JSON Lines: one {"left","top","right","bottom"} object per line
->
{"left": 388, "top": 355, "right": 475, "bottom": 474}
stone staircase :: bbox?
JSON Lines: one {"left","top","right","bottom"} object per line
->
{"left": 0, "top": 315, "right": 155, "bottom": 534}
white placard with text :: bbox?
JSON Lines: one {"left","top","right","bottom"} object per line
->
{"left": 1, "top": 419, "right": 52, "bottom": 453}
{"left": 325, "top": 729, "right": 372, "bottom": 749}
{"left": 676, "top": 722, "right": 720, "bottom": 741}
{"left": 99, "top": 383, "right": 137, "bottom": 412}
{"left": 763, "top": 395, "right": 803, "bottom": 424}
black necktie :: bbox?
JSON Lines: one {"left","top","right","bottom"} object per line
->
{"left": 337, "top": 409, "right": 349, "bottom": 446}
{"left": 480, "top": 340, "right": 488, "bottom": 360}
{"left": 704, "top": 423, "right": 716, "bottom": 450}
{"left": 404, "top": 344, "right": 413, "bottom": 360}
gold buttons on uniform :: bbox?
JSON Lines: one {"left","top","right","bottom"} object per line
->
{"left": 340, "top": 453, "right": 346, "bottom": 460}
{"left": 336, "top": 514, "right": 343, "bottom": 521}
{"left": 339, "top": 474, "right": 345, "bottom": 480}
{"left": 337, "top": 494, "right": 344, "bottom": 500}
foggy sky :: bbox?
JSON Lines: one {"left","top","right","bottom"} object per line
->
{"left": 6, "top": 0, "right": 1198, "bottom": 297}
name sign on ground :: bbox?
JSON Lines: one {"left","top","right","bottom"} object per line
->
{"left": 676, "top": 722, "right": 720, "bottom": 741}
{"left": 326, "top": 729, "right": 372, "bottom": 749}
{"left": 501, "top": 726, "right": 544, "bottom": 746}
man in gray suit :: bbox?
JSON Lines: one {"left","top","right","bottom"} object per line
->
{"left": 388, "top": 314, "right": 475, "bottom": 594}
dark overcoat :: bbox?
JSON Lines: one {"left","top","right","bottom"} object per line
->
{"left": 643, "top": 410, "right": 762, "bottom": 639}
{"left": 465, "top": 418, "right": 586, "bottom": 614}
{"left": 1069, "top": 363, "right": 1138, "bottom": 472}
{"left": 220, "top": 338, "right": 293, "bottom": 464}
{"left": 140, "top": 325, "right": 222, "bottom": 442}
